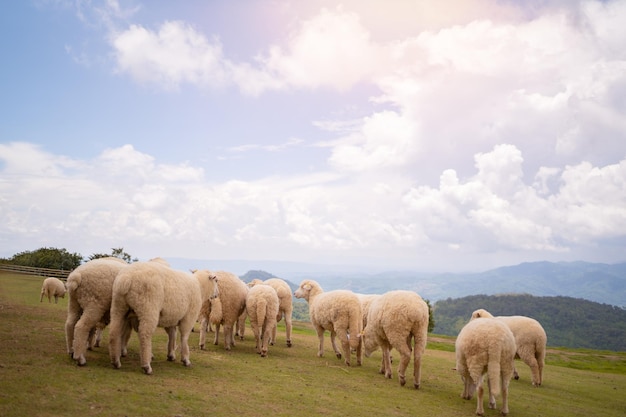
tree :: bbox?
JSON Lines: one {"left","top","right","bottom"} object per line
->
{"left": 88, "top": 247, "right": 138, "bottom": 263}
{"left": 425, "top": 299, "right": 435, "bottom": 333}
{"left": 7, "top": 247, "right": 82, "bottom": 270}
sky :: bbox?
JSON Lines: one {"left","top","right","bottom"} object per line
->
{"left": 1, "top": 0, "right": 625, "bottom": 272}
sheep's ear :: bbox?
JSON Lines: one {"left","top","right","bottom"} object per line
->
{"left": 303, "top": 284, "right": 311, "bottom": 290}
{"left": 190, "top": 269, "right": 197, "bottom": 273}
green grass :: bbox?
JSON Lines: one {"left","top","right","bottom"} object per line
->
{"left": 1, "top": 272, "right": 625, "bottom": 417}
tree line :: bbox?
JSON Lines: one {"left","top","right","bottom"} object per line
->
{"left": 433, "top": 293, "right": 626, "bottom": 351}
{"left": 0, "top": 247, "right": 138, "bottom": 270}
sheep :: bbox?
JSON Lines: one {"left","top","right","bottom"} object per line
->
{"left": 246, "top": 284, "right": 280, "bottom": 357}
{"left": 40, "top": 277, "right": 66, "bottom": 304}
{"left": 198, "top": 270, "right": 248, "bottom": 351}
{"left": 64, "top": 257, "right": 129, "bottom": 366}
{"left": 471, "top": 308, "right": 547, "bottom": 387}
{"left": 294, "top": 279, "right": 362, "bottom": 366}
{"left": 361, "top": 290, "right": 428, "bottom": 389}
{"left": 108, "top": 262, "right": 218, "bottom": 374}
{"left": 356, "top": 293, "right": 381, "bottom": 329}
{"left": 455, "top": 318, "right": 516, "bottom": 416}
{"left": 248, "top": 278, "right": 294, "bottom": 347}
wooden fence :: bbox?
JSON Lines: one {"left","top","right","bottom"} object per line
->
{"left": 0, "top": 264, "right": 71, "bottom": 280}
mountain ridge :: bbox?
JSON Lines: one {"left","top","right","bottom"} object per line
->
{"left": 167, "top": 258, "right": 626, "bottom": 307}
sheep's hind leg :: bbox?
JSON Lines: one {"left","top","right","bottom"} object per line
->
{"left": 178, "top": 321, "right": 194, "bottom": 367}
{"left": 336, "top": 331, "right": 351, "bottom": 366}
{"left": 199, "top": 317, "right": 208, "bottom": 349}
{"left": 73, "top": 310, "right": 103, "bottom": 366}
{"left": 137, "top": 318, "right": 157, "bottom": 375}
{"left": 329, "top": 330, "right": 342, "bottom": 359}
{"left": 285, "top": 312, "right": 293, "bottom": 347}
{"left": 382, "top": 346, "right": 392, "bottom": 379}
{"left": 165, "top": 327, "right": 177, "bottom": 361}
{"left": 500, "top": 377, "right": 510, "bottom": 416}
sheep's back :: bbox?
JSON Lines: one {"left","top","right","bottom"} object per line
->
{"left": 68, "top": 258, "right": 128, "bottom": 307}
{"left": 496, "top": 316, "right": 547, "bottom": 345}
{"left": 264, "top": 278, "right": 292, "bottom": 312}
{"left": 247, "top": 285, "right": 279, "bottom": 318}
{"left": 213, "top": 271, "right": 248, "bottom": 321}
{"left": 113, "top": 262, "right": 167, "bottom": 312}
{"left": 456, "top": 318, "right": 516, "bottom": 362}
{"left": 311, "top": 290, "right": 360, "bottom": 324}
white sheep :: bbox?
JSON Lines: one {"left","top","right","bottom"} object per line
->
{"left": 198, "top": 270, "right": 248, "bottom": 351}
{"left": 362, "top": 290, "right": 428, "bottom": 389}
{"left": 455, "top": 318, "right": 516, "bottom": 416}
{"left": 40, "top": 277, "right": 67, "bottom": 304}
{"left": 246, "top": 284, "right": 280, "bottom": 357}
{"left": 108, "top": 262, "right": 218, "bottom": 374}
{"left": 248, "top": 278, "right": 294, "bottom": 347}
{"left": 64, "top": 257, "right": 129, "bottom": 366}
{"left": 294, "top": 279, "right": 362, "bottom": 366}
{"left": 471, "top": 308, "right": 547, "bottom": 387}
{"left": 356, "top": 293, "right": 380, "bottom": 329}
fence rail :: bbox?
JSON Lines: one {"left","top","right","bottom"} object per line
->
{"left": 0, "top": 264, "right": 71, "bottom": 280}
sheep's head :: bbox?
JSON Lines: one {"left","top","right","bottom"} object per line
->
{"left": 194, "top": 270, "right": 219, "bottom": 300}
{"left": 209, "top": 274, "right": 219, "bottom": 299}
{"left": 470, "top": 309, "right": 493, "bottom": 320}
{"left": 247, "top": 279, "right": 263, "bottom": 288}
{"left": 294, "top": 280, "right": 318, "bottom": 301}
{"left": 359, "top": 327, "right": 378, "bottom": 357}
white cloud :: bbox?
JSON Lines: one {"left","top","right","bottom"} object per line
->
{"left": 328, "top": 110, "right": 419, "bottom": 172}
{"left": 227, "top": 138, "right": 304, "bottom": 153}
{"left": 111, "top": 21, "right": 228, "bottom": 89}
{"left": 259, "top": 7, "right": 383, "bottom": 91}
{"left": 1, "top": 141, "right": 625, "bottom": 266}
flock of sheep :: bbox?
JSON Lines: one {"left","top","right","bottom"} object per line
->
{"left": 40, "top": 257, "right": 547, "bottom": 416}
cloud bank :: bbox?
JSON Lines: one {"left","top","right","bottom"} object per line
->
{"left": 1, "top": 0, "right": 625, "bottom": 270}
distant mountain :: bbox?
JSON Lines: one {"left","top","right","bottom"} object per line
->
{"left": 307, "top": 261, "right": 626, "bottom": 308}
{"left": 239, "top": 270, "right": 274, "bottom": 282}
{"left": 167, "top": 257, "right": 626, "bottom": 308}
{"left": 238, "top": 270, "right": 299, "bottom": 293}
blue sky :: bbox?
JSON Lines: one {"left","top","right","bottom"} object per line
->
{"left": 1, "top": 0, "right": 625, "bottom": 272}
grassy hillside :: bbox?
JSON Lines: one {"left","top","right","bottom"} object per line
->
{"left": 1, "top": 272, "right": 625, "bottom": 417}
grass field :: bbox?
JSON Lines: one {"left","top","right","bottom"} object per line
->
{"left": 1, "top": 272, "right": 625, "bottom": 417}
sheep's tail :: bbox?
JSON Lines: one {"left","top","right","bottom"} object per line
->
{"left": 487, "top": 356, "right": 502, "bottom": 397}
{"left": 256, "top": 298, "right": 268, "bottom": 328}
{"left": 65, "top": 271, "right": 81, "bottom": 293}
{"left": 209, "top": 298, "right": 223, "bottom": 325}
{"left": 348, "top": 306, "right": 362, "bottom": 351}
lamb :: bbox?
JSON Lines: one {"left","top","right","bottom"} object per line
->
{"left": 362, "top": 290, "right": 428, "bottom": 389}
{"left": 294, "top": 279, "right": 362, "bottom": 366}
{"left": 108, "top": 262, "right": 218, "bottom": 374}
{"left": 246, "top": 284, "right": 280, "bottom": 357}
{"left": 64, "top": 257, "right": 129, "bottom": 366}
{"left": 455, "top": 317, "right": 516, "bottom": 416}
{"left": 471, "top": 308, "right": 547, "bottom": 387}
{"left": 248, "top": 278, "right": 294, "bottom": 347}
{"left": 40, "top": 277, "right": 67, "bottom": 303}
{"left": 198, "top": 270, "right": 248, "bottom": 351}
